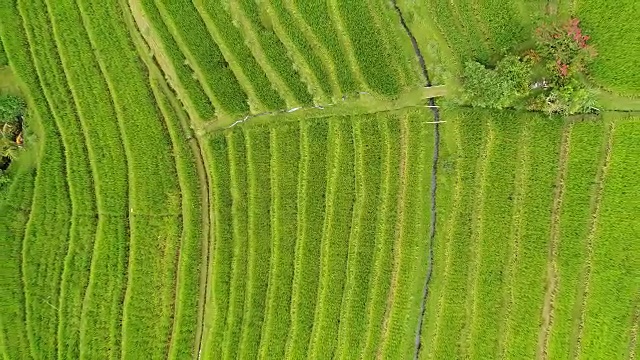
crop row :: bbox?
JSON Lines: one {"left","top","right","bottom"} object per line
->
{"left": 579, "top": 118, "right": 640, "bottom": 358}
{"left": 201, "top": 132, "right": 234, "bottom": 359}
{"left": 139, "top": 0, "right": 216, "bottom": 121}
{"left": 306, "top": 116, "right": 355, "bottom": 359}
{"left": 546, "top": 121, "right": 608, "bottom": 359}
{"left": 367, "top": 0, "right": 421, "bottom": 87}
{"left": 335, "top": 0, "right": 400, "bottom": 96}
{"left": 38, "top": 0, "right": 132, "bottom": 357}
{"left": 359, "top": 116, "right": 402, "bottom": 359}
{"left": 235, "top": 0, "right": 314, "bottom": 106}
{"left": 578, "top": 1, "right": 640, "bottom": 96}
{"left": 155, "top": 0, "right": 249, "bottom": 116}
{"left": 151, "top": 82, "right": 205, "bottom": 360}
{"left": 284, "top": 118, "right": 328, "bottom": 359}
{"left": 333, "top": 114, "right": 385, "bottom": 359}
{"left": 264, "top": 0, "right": 334, "bottom": 99}
{"left": 293, "top": 0, "right": 358, "bottom": 95}
{"left": 237, "top": 125, "right": 272, "bottom": 359}
{"left": 258, "top": 121, "right": 301, "bottom": 359}
{"left": 377, "top": 110, "right": 432, "bottom": 359}
{"left": 196, "top": 110, "right": 435, "bottom": 359}
{"left": 75, "top": 0, "right": 185, "bottom": 358}
{"left": 473, "top": 0, "right": 529, "bottom": 56}
{"left": 195, "top": 0, "right": 286, "bottom": 111}
{"left": 18, "top": 1, "right": 109, "bottom": 358}
{"left": 0, "top": 162, "right": 36, "bottom": 359}
{"left": 466, "top": 112, "right": 520, "bottom": 358}
{"left": 219, "top": 130, "right": 249, "bottom": 360}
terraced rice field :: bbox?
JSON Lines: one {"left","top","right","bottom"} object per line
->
{"left": 420, "top": 109, "right": 640, "bottom": 360}
{"left": 1, "top": 0, "right": 639, "bottom": 359}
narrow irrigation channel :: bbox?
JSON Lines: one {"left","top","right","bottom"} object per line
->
{"left": 389, "top": 1, "right": 441, "bottom": 358}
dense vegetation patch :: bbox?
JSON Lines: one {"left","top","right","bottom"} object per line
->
{"left": 456, "top": 18, "right": 598, "bottom": 115}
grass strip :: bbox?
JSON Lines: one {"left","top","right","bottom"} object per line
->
{"left": 154, "top": 0, "right": 249, "bottom": 115}
{"left": 201, "top": 133, "right": 233, "bottom": 358}
{"left": 284, "top": 118, "right": 328, "bottom": 359}
{"left": 195, "top": 0, "right": 286, "bottom": 111}
{"left": 235, "top": 0, "right": 313, "bottom": 106}
{"left": 220, "top": 130, "right": 249, "bottom": 360}
{"left": 360, "top": 115, "right": 401, "bottom": 359}
{"left": 237, "top": 125, "right": 271, "bottom": 359}
{"left": 258, "top": 121, "right": 300, "bottom": 359}
{"left": 579, "top": 117, "right": 640, "bottom": 358}
{"left": 334, "top": 114, "right": 384, "bottom": 359}
{"left": 307, "top": 116, "right": 355, "bottom": 359}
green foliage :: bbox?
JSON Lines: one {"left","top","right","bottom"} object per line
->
{"left": 156, "top": 0, "right": 249, "bottom": 115}
{"left": 238, "top": 0, "right": 313, "bottom": 106}
{"left": 307, "top": 116, "right": 354, "bottom": 359}
{"left": 0, "top": 94, "right": 25, "bottom": 122}
{"left": 285, "top": 118, "right": 328, "bottom": 359}
{"left": 336, "top": 0, "right": 400, "bottom": 96}
{"left": 459, "top": 55, "right": 532, "bottom": 109}
{"left": 140, "top": 0, "right": 216, "bottom": 120}
{"left": 294, "top": 0, "right": 358, "bottom": 95}
{"left": 579, "top": 118, "right": 640, "bottom": 359}
{"left": 578, "top": 1, "right": 640, "bottom": 96}
{"left": 0, "top": 40, "right": 7, "bottom": 66}
{"left": 266, "top": 0, "right": 334, "bottom": 98}
{"left": 197, "top": 0, "right": 286, "bottom": 111}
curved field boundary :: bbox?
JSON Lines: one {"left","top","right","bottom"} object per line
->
{"left": 334, "top": 0, "right": 399, "bottom": 96}
{"left": 28, "top": 2, "right": 108, "bottom": 359}
{"left": 0, "top": 163, "right": 36, "bottom": 359}
{"left": 133, "top": 0, "right": 216, "bottom": 121}
{"left": 306, "top": 117, "right": 355, "bottom": 359}
{"left": 229, "top": 0, "right": 313, "bottom": 108}
{"left": 334, "top": 114, "right": 384, "bottom": 359}
{"left": 154, "top": 0, "right": 249, "bottom": 117}
{"left": 284, "top": 0, "right": 345, "bottom": 97}
{"left": 0, "top": 12, "right": 49, "bottom": 353}
{"left": 237, "top": 126, "right": 272, "bottom": 359}
{"left": 360, "top": 115, "right": 401, "bottom": 359}
{"left": 284, "top": 119, "right": 328, "bottom": 359}
{"left": 220, "top": 130, "right": 249, "bottom": 360}
{"left": 193, "top": 0, "right": 285, "bottom": 113}
{"left": 74, "top": 1, "right": 183, "bottom": 358}
{"left": 257, "top": 123, "right": 300, "bottom": 359}
{"left": 16, "top": 0, "right": 81, "bottom": 356}
{"left": 262, "top": 0, "right": 333, "bottom": 102}
{"left": 200, "top": 133, "right": 234, "bottom": 359}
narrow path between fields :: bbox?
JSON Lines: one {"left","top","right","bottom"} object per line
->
{"left": 387, "top": 1, "right": 441, "bottom": 358}
{"left": 121, "top": 4, "right": 213, "bottom": 357}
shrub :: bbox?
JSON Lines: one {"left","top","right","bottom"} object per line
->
{"left": 458, "top": 55, "right": 532, "bottom": 109}
{"left": 0, "top": 94, "right": 25, "bottom": 122}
